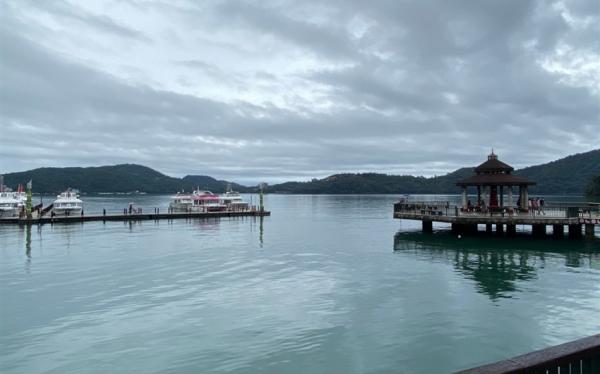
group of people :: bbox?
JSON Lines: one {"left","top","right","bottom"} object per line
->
{"left": 527, "top": 197, "right": 545, "bottom": 215}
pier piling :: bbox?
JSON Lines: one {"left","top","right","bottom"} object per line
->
{"left": 568, "top": 224, "right": 582, "bottom": 239}
{"left": 422, "top": 220, "right": 433, "bottom": 233}
{"left": 532, "top": 224, "right": 546, "bottom": 237}
{"left": 553, "top": 224, "right": 565, "bottom": 238}
{"left": 586, "top": 224, "right": 596, "bottom": 238}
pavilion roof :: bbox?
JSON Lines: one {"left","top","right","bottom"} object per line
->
{"left": 456, "top": 173, "right": 536, "bottom": 187}
{"left": 474, "top": 157, "right": 513, "bottom": 173}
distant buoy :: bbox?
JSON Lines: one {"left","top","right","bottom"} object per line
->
{"left": 458, "top": 235, "right": 462, "bottom": 239}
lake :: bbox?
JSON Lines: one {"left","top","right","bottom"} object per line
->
{"left": 1, "top": 194, "right": 599, "bottom": 373}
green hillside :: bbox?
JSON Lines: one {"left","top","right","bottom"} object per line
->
{"left": 3, "top": 149, "right": 598, "bottom": 194}
{"left": 515, "top": 149, "right": 600, "bottom": 194}
{"left": 2, "top": 164, "right": 249, "bottom": 194}
{"left": 586, "top": 176, "right": 600, "bottom": 198}
{"left": 266, "top": 149, "right": 600, "bottom": 194}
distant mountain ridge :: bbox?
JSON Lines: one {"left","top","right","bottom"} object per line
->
{"left": 265, "top": 149, "right": 600, "bottom": 195}
{"left": 2, "top": 149, "right": 599, "bottom": 194}
{"left": 3, "top": 164, "right": 252, "bottom": 194}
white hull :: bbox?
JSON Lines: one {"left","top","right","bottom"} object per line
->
{"left": 0, "top": 208, "right": 19, "bottom": 217}
{"left": 169, "top": 203, "right": 226, "bottom": 212}
{"left": 53, "top": 207, "right": 83, "bottom": 216}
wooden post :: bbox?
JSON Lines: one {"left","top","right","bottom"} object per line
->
{"left": 553, "top": 225, "right": 564, "bottom": 238}
{"left": 451, "top": 223, "right": 460, "bottom": 234}
{"left": 585, "top": 224, "right": 595, "bottom": 238}
{"left": 569, "top": 224, "right": 582, "bottom": 239}
{"left": 532, "top": 224, "right": 546, "bottom": 237}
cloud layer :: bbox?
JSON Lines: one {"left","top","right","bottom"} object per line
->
{"left": 1, "top": 0, "right": 598, "bottom": 184}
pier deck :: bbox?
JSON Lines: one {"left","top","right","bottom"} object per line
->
{"left": 394, "top": 202, "right": 599, "bottom": 238}
{"left": 0, "top": 210, "right": 270, "bottom": 225}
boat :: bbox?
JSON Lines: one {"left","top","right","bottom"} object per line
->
{"left": 220, "top": 190, "right": 249, "bottom": 211}
{"left": 193, "top": 191, "right": 227, "bottom": 212}
{"left": 0, "top": 192, "right": 22, "bottom": 217}
{"left": 169, "top": 192, "right": 194, "bottom": 212}
{"left": 52, "top": 190, "right": 83, "bottom": 216}
{"left": 169, "top": 190, "right": 227, "bottom": 212}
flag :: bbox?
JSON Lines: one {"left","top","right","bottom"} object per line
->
{"left": 26, "top": 180, "right": 32, "bottom": 190}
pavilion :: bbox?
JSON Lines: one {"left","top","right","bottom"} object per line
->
{"left": 456, "top": 151, "right": 536, "bottom": 211}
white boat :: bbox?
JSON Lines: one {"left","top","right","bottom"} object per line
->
{"left": 0, "top": 192, "right": 21, "bottom": 217}
{"left": 169, "top": 190, "right": 227, "bottom": 212}
{"left": 52, "top": 190, "right": 83, "bottom": 216}
{"left": 219, "top": 190, "right": 249, "bottom": 211}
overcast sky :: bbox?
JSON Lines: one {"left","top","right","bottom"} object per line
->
{"left": 1, "top": 0, "right": 598, "bottom": 184}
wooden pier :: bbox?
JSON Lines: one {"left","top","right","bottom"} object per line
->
{"left": 394, "top": 152, "right": 600, "bottom": 239}
{"left": 456, "top": 333, "right": 600, "bottom": 373}
{"left": 394, "top": 202, "right": 599, "bottom": 238}
{"left": 0, "top": 210, "right": 270, "bottom": 226}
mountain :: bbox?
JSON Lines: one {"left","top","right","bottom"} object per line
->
{"left": 586, "top": 176, "right": 600, "bottom": 198}
{"left": 2, "top": 164, "right": 250, "bottom": 194}
{"left": 266, "top": 149, "right": 600, "bottom": 195}
{"left": 181, "top": 175, "right": 252, "bottom": 193}
{"left": 515, "top": 149, "right": 600, "bottom": 194}
{"left": 3, "top": 149, "right": 599, "bottom": 195}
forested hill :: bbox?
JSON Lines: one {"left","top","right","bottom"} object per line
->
{"left": 2, "top": 164, "right": 251, "bottom": 194}
{"left": 265, "top": 149, "right": 600, "bottom": 195}
{"left": 3, "top": 149, "right": 599, "bottom": 194}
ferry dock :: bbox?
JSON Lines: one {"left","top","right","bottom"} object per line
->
{"left": 393, "top": 152, "right": 599, "bottom": 239}
{"left": 0, "top": 209, "right": 271, "bottom": 225}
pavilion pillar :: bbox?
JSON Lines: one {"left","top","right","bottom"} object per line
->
{"left": 508, "top": 187, "right": 513, "bottom": 207}
{"left": 477, "top": 186, "right": 481, "bottom": 206}
{"left": 462, "top": 187, "right": 467, "bottom": 209}
{"left": 500, "top": 185, "right": 504, "bottom": 208}
{"left": 522, "top": 186, "right": 529, "bottom": 210}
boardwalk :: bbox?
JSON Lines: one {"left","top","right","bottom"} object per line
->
{"left": 0, "top": 209, "right": 270, "bottom": 225}
{"left": 394, "top": 201, "right": 599, "bottom": 238}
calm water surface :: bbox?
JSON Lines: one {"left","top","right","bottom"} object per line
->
{"left": 1, "top": 194, "right": 599, "bottom": 373}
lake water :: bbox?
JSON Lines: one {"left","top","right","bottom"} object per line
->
{"left": 1, "top": 194, "right": 599, "bottom": 373}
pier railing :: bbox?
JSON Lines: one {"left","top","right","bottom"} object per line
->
{"left": 393, "top": 201, "right": 600, "bottom": 219}
{"left": 456, "top": 333, "right": 600, "bottom": 373}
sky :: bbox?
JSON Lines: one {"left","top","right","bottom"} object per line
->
{"left": 0, "top": 0, "right": 599, "bottom": 184}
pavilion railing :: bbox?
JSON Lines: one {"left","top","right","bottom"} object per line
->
{"left": 393, "top": 201, "right": 600, "bottom": 219}
{"left": 455, "top": 333, "right": 600, "bottom": 374}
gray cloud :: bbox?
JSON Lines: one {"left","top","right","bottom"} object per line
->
{"left": 0, "top": 0, "right": 598, "bottom": 185}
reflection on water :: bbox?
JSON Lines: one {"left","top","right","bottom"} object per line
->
{"left": 2, "top": 194, "right": 600, "bottom": 374}
{"left": 394, "top": 231, "right": 600, "bottom": 300}
{"left": 259, "top": 216, "right": 264, "bottom": 247}
{"left": 25, "top": 225, "right": 31, "bottom": 258}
